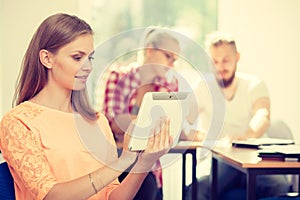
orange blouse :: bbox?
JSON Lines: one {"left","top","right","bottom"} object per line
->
{"left": 0, "top": 101, "right": 119, "bottom": 200}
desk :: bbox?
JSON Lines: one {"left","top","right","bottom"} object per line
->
{"left": 169, "top": 142, "right": 202, "bottom": 200}
{"left": 211, "top": 146, "right": 300, "bottom": 200}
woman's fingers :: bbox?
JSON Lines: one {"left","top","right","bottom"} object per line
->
{"left": 134, "top": 117, "right": 172, "bottom": 173}
{"left": 145, "top": 117, "right": 171, "bottom": 153}
{"left": 147, "top": 128, "right": 155, "bottom": 151}
{"left": 159, "top": 117, "right": 170, "bottom": 149}
{"left": 158, "top": 119, "right": 165, "bottom": 149}
{"left": 164, "top": 118, "right": 170, "bottom": 147}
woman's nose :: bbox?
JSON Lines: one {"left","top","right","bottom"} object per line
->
{"left": 82, "top": 59, "right": 93, "bottom": 72}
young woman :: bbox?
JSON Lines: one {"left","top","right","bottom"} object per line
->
{"left": 0, "top": 13, "right": 172, "bottom": 200}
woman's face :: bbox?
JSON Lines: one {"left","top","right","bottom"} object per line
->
{"left": 47, "top": 34, "right": 94, "bottom": 91}
{"left": 147, "top": 39, "right": 180, "bottom": 77}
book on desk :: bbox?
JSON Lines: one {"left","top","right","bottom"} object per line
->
{"left": 231, "top": 138, "right": 294, "bottom": 149}
{"left": 258, "top": 144, "right": 300, "bottom": 162}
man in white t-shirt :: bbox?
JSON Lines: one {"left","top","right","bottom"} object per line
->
{"left": 186, "top": 32, "right": 290, "bottom": 199}
{"left": 196, "top": 71, "right": 270, "bottom": 140}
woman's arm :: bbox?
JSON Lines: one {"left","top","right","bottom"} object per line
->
{"left": 1, "top": 115, "right": 170, "bottom": 200}
{"left": 0, "top": 116, "right": 135, "bottom": 200}
{"left": 42, "top": 118, "right": 170, "bottom": 200}
{"left": 109, "top": 117, "right": 172, "bottom": 200}
{"left": 44, "top": 155, "right": 136, "bottom": 200}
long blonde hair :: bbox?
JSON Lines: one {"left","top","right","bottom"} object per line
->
{"left": 14, "top": 13, "right": 97, "bottom": 121}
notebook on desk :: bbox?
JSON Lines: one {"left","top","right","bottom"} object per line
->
{"left": 232, "top": 138, "right": 294, "bottom": 149}
{"left": 258, "top": 144, "right": 300, "bottom": 161}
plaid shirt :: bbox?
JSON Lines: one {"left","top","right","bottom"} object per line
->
{"left": 103, "top": 66, "right": 178, "bottom": 123}
{"left": 102, "top": 65, "right": 178, "bottom": 189}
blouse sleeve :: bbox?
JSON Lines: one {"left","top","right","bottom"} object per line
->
{"left": 0, "top": 115, "right": 57, "bottom": 200}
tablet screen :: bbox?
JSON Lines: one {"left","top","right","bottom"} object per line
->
{"left": 128, "top": 92, "right": 191, "bottom": 151}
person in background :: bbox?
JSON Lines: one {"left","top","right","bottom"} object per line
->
{"left": 103, "top": 27, "right": 180, "bottom": 145}
{"left": 0, "top": 13, "right": 172, "bottom": 200}
{"left": 186, "top": 31, "right": 290, "bottom": 199}
{"left": 102, "top": 27, "right": 182, "bottom": 200}
{"left": 102, "top": 27, "right": 180, "bottom": 200}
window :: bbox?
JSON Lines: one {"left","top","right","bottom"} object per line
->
{"left": 91, "top": 0, "right": 217, "bottom": 46}
{"left": 90, "top": 0, "right": 217, "bottom": 111}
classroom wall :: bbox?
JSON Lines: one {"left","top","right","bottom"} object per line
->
{"left": 218, "top": 0, "right": 300, "bottom": 143}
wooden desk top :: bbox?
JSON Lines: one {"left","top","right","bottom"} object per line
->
{"left": 212, "top": 146, "right": 300, "bottom": 168}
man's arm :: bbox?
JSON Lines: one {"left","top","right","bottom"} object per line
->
{"left": 235, "top": 96, "right": 270, "bottom": 140}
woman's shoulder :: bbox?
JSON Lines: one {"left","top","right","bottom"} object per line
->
{"left": 1, "top": 101, "right": 44, "bottom": 125}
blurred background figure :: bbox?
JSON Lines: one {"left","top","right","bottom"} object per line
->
{"left": 101, "top": 26, "right": 181, "bottom": 200}
{"left": 185, "top": 31, "right": 290, "bottom": 200}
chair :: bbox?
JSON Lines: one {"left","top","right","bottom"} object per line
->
{"left": 267, "top": 118, "right": 299, "bottom": 194}
{"left": 0, "top": 162, "right": 15, "bottom": 200}
{"left": 266, "top": 118, "right": 293, "bottom": 140}
{"left": 264, "top": 118, "right": 300, "bottom": 199}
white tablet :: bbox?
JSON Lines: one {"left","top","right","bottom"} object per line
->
{"left": 128, "top": 92, "right": 191, "bottom": 151}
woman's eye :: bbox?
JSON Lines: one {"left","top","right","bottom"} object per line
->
{"left": 73, "top": 55, "right": 82, "bottom": 61}
{"left": 88, "top": 56, "right": 94, "bottom": 61}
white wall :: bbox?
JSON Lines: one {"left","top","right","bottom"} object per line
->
{"left": 218, "top": 0, "right": 300, "bottom": 143}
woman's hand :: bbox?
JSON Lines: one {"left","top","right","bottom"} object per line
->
{"left": 132, "top": 117, "right": 172, "bottom": 173}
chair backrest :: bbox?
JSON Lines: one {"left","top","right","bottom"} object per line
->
{"left": 0, "top": 162, "right": 15, "bottom": 200}
{"left": 267, "top": 118, "right": 293, "bottom": 140}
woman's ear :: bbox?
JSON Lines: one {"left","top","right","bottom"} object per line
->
{"left": 39, "top": 49, "right": 52, "bottom": 69}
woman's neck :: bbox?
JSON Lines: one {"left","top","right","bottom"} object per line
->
{"left": 30, "top": 86, "right": 73, "bottom": 112}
